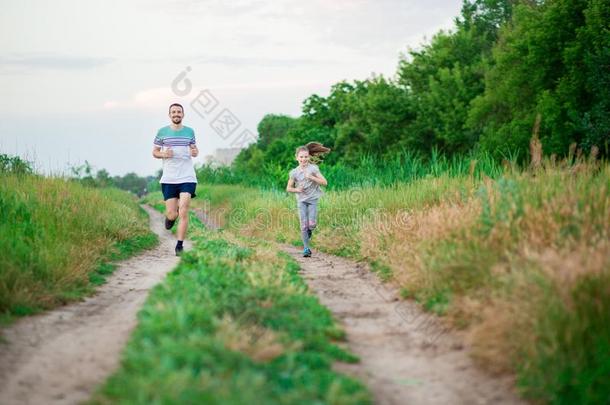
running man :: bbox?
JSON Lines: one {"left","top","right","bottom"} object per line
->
{"left": 152, "top": 103, "right": 198, "bottom": 256}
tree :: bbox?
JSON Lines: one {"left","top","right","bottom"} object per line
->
{"left": 469, "top": 0, "right": 610, "bottom": 158}
{"left": 256, "top": 114, "right": 299, "bottom": 150}
{"left": 95, "top": 169, "right": 114, "bottom": 188}
{"left": 113, "top": 172, "right": 147, "bottom": 196}
{"left": 397, "top": 0, "right": 514, "bottom": 155}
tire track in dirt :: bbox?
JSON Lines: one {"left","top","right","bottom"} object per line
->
{"left": 283, "top": 245, "right": 524, "bottom": 405}
{"left": 0, "top": 205, "right": 180, "bottom": 405}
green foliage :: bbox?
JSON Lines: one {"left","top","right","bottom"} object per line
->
{"left": 518, "top": 273, "right": 610, "bottom": 404}
{"left": 0, "top": 154, "right": 34, "bottom": 175}
{"left": 201, "top": 150, "right": 504, "bottom": 191}
{"left": 70, "top": 160, "right": 154, "bottom": 196}
{"left": 112, "top": 172, "right": 151, "bottom": 196}
{"left": 257, "top": 114, "right": 301, "bottom": 150}
{"left": 398, "top": 0, "right": 512, "bottom": 153}
{"left": 369, "top": 260, "right": 393, "bottom": 282}
{"left": 469, "top": 0, "right": 610, "bottom": 158}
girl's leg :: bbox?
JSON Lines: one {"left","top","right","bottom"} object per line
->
{"left": 298, "top": 201, "right": 310, "bottom": 249}
{"left": 307, "top": 201, "right": 318, "bottom": 235}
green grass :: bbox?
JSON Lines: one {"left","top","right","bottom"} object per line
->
{"left": 197, "top": 150, "right": 505, "bottom": 190}
{"left": 192, "top": 159, "right": 609, "bottom": 404}
{"left": 93, "top": 209, "right": 371, "bottom": 404}
{"left": 0, "top": 173, "right": 158, "bottom": 323}
{"left": 516, "top": 272, "right": 610, "bottom": 405}
{"left": 369, "top": 260, "right": 392, "bottom": 282}
{"left": 189, "top": 174, "right": 475, "bottom": 258}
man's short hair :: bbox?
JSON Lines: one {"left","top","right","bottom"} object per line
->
{"left": 169, "top": 103, "right": 184, "bottom": 113}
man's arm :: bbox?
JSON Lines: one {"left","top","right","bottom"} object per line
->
{"left": 153, "top": 146, "right": 173, "bottom": 159}
{"left": 189, "top": 131, "right": 198, "bottom": 157}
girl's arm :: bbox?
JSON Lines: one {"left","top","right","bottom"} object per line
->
{"left": 286, "top": 177, "right": 303, "bottom": 193}
{"left": 307, "top": 172, "right": 327, "bottom": 186}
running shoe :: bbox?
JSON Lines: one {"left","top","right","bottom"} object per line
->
{"left": 165, "top": 217, "right": 176, "bottom": 230}
{"left": 175, "top": 244, "right": 184, "bottom": 256}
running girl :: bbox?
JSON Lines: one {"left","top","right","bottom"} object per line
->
{"left": 286, "top": 142, "right": 330, "bottom": 257}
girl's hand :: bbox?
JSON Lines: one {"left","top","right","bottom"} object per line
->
{"left": 308, "top": 172, "right": 327, "bottom": 186}
{"left": 295, "top": 187, "right": 304, "bottom": 193}
{"left": 163, "top": 148, "right": 173, "bottom": 158}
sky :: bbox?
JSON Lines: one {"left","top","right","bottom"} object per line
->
{"left": 0, "top": 0, "right": 462, "bottom": 177}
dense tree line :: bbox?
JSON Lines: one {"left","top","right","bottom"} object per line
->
{"left": 1, "top": 154, "right": 153, "bottom": 196}
{"left": 71, "top": 161, "right": 154, "bottom": 196}
{"left": 232, "top": 0, "right": 608, "bottom": 179}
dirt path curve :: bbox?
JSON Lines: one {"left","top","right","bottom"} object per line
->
{"left": 283, "top": 245, "right": 525, "bottom": 405}
{"left": 0, "top": 205, "right": 179, "bottom": 405}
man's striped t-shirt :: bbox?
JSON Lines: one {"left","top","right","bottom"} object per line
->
{"left": 154, "top": 125, "right": 197, "bottom": 184}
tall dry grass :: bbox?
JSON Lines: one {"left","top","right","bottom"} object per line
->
{"left": 0, "top": 173, "right": 155, "bottom": 319}
{"left": 356, "top": 157, "right": 609, "bottom": 403}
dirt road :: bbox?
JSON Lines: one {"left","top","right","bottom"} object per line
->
{"left": 283, "top": 245, "right": 524, "bottom": 405}
{"left": 0, "top": 206, "right": 179, "bottom": 405}
{"left": 0, "top": 203, "right": 525, "bottom": 405}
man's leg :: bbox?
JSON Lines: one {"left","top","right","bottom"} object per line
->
{"left": 165, "top": 198, "right": 179, "bottom": 229}
{"left": 176, "top": 192, "right": 192, "bottom": 242}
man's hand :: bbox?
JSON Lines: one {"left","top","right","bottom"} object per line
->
{"left": 190, "top": 145, "right": 199, "bottom": 157}
{"left": 163, "top": 148, "right": 173, "bottom": 158}
{"left": 295, "top": 187, "right": 304, "bottom": 193}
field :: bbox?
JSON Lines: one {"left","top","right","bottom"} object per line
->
{"left": 0, "top": 169, "right": 157, "bottom": 322}
{"left": 188, "top": 157, "right": 609, "bottom": 404}
{"left": 2, "top": 153, "right": 608, "bottom": 403}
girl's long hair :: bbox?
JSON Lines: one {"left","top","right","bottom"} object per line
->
{"left": 296, "top": 142, "right": 331, "bottom": 163}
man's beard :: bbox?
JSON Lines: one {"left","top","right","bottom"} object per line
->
{"left": 172, "top": 117, "right": 182, "bottom": 124}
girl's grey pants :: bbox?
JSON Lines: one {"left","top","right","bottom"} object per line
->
{"left": 298, "top": 200, "right": 318, "bottom": 249}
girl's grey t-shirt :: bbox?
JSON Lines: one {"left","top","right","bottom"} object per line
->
{"left": 289, "top": 164, "right": 323, "bottom": 202}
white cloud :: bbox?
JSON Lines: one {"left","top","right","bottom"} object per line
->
{"left": 103, "top": 78, "right": 333, "bottom": 111}
{"left": 0, "top": 54, "right": 114, "bottom": 71}
{"left": 103, "top": 87, "right": 175, "bottom": 110}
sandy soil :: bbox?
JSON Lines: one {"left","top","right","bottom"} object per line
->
{"left": 283, "top": 245, "right": 525, "bottom": 405}
{"left": 0, "top": 205, "right": 180, "bottom": 405}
